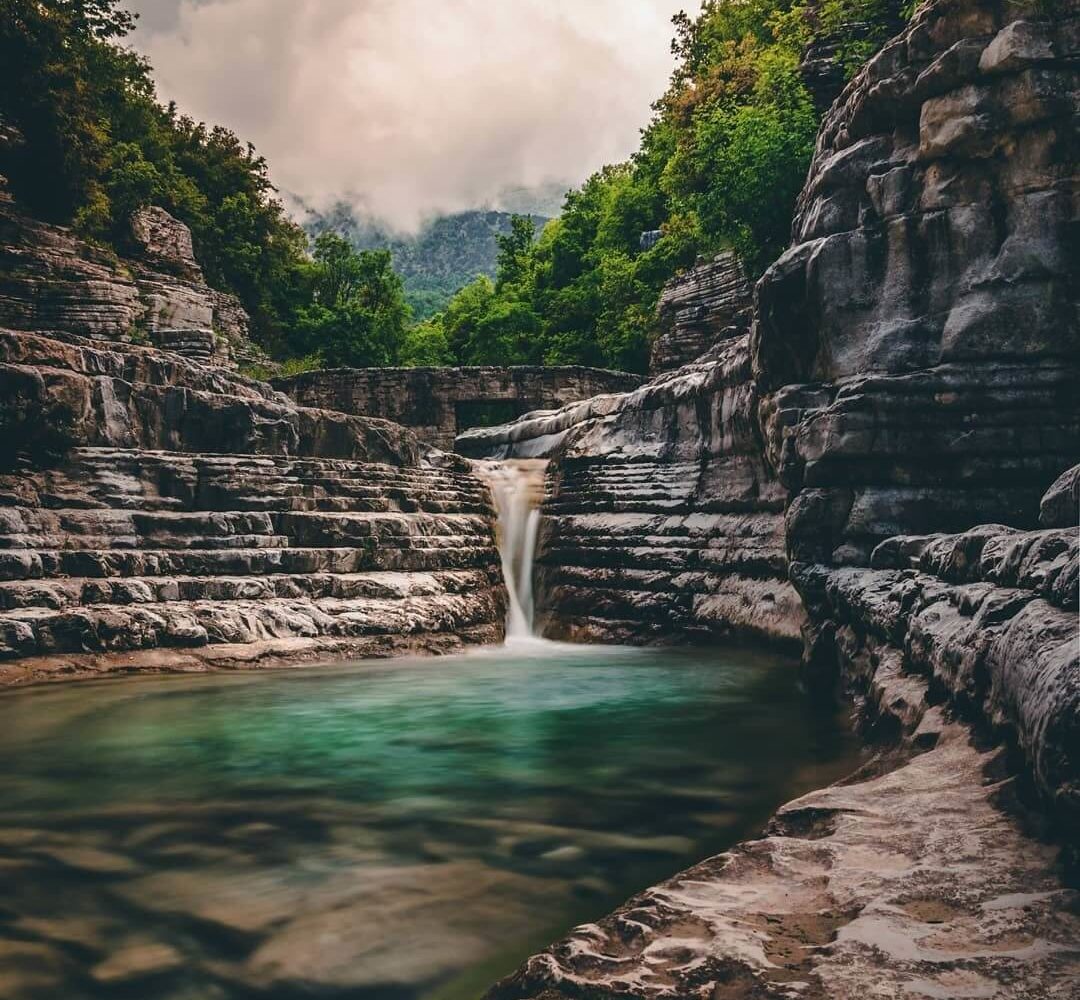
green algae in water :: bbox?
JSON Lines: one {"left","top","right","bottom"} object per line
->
{"left": 0, "top": 643, "right": 861, "bottom": 999}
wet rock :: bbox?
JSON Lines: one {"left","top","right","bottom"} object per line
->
{"left": 458, "top": 338, "right": 801, "bottom": 648}
{"left": 91, "top": 941, "right": 184, "bottom": 984}
{"left": 487, "top": 708, "right": 1080, "bottom": 1000}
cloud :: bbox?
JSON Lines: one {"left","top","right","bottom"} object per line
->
{"left": 127, "top": 0, "right": 694, "bottom": 231}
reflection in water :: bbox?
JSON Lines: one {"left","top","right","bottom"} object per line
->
{"left": 0, "top": 644, "right": 860, "bottom": 999}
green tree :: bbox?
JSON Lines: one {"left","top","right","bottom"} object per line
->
{"left": 401, "top": 319, "right": 455, "bottom": 367}
{"left": 292, "top": 234, "right": 410, "bottom": 367}
{"left": 0, "top": 1, "right": 309, "bottom": 347}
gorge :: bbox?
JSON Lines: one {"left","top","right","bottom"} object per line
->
{"left": 0, "top": 0, "right": 1076, "bottom": 998}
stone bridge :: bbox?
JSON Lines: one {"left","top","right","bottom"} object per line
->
{"left": 273, "top": 366, "right": 643, "bottom": 451}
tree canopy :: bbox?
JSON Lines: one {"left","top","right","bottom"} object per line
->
{"left": 414, "top": 0, "right": 907, "bottom": 373}
{"left": 0, "top": 0, "right": 907, "bottom": 375}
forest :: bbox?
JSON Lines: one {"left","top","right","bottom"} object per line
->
{"left": 0, "top": 0, "right": 907, "bottom": 374}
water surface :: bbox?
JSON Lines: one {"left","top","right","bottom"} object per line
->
{"left": 0, "top": 642, "right": 861, "bottom": 999}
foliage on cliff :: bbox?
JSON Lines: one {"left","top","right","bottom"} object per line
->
{"left": 422, "top": 0, "right": 906, "bottom": 373}
{"left": 0, "top": 0, "right": 406, "bottom": 368}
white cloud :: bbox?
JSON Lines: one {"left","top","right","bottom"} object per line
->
{"left": 127, "top": 0, "right": 695, "bottom": 230}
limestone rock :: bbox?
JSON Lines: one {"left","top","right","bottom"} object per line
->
{"left": 128, "top": 206, "right": 202, "bottom": 281}
{"left": 1040, "top": 463, "right": 1080, "bottom": 528}
{"left": 458, "top": 338, "right": 801, "bottom": 648}
{"left": 752, "top": 0, "right": 1080, "bottom": 562}
{"left": 650, "top": 251, "right": 752, "bottom": 374}
{"left": 0, "top": 197, "right": 250, "bottom": 367}
{"left": 0, "top": 329, "right": 506, "bottom": 679}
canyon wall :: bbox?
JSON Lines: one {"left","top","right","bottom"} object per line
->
{"left": 649, "top": 250, "right": 752, "bottom": 374}
{"left": 483, "top": 2, "right": 1080, "bottom": 995}
{"left": 0, "top": 198, "right": 506, "bottom": 682}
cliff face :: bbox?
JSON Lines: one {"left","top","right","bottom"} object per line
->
{"left": 0, "top": 194, "right": 250, "bottom": 366}
{"left": 484, "top": 2, "right": 1080, "bottom": 996}
{"left": 649, "top": 251, "right": 752, "bottom": 374}
{"left": 457, "top": 335, "right": 802, "bottom": 648}
{"left": 754, "top": 3, "right": 1078, "bottom": 563}
{"left": 751, "top": 0, "right": 1079, "bottom": 820}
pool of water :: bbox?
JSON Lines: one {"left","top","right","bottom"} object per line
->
{"left": 0, "top": 641, "right": 862, "bottom": 999}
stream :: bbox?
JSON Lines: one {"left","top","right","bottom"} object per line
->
{"left": 0, "top": 645, "right": 861, "bottom": 999}
{"left": 0, "top": 463, "right": 862, "bottom": 999}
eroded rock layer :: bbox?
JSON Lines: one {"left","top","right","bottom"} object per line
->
{"left": 650, "top": 251, "right": 752, "bottom": 374}
{"left": 458, "top": 335, "right": 802, "bottom": 648}
{"left": 0, "top": 330, "right": 505, "bottom": 683}
{"left": 753, "top": 0, "right": 1079, "bottom": 563}
{"left": 0, "top": 195, "right": 250, "bottom": 366}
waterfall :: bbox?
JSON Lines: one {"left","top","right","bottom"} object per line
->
{"left": 474, "top": 459, "right": 548, "bottom": 640}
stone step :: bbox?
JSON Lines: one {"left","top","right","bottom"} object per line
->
{"left": 0, "top": 508, "right": 492, "bottom": 552}
{"left": 542, "top": 545, "right": 785, "bottom": 575}
{"left": 1, "top": 449, "right": 489, "bottom": 515}
{"left": 0, "top": 568, "right": 494, "bottom": 611}
{"left": 0, "top": 542, "right": 498, "bottom": 582}
{"left": 0, "top": 583, "right": 503, "bottom": 658}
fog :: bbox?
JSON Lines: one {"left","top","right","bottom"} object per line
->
{"left": 127, "top": 0, "right": 696, "bottom": 230}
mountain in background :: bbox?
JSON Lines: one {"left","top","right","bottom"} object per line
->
{"left": 302, "top": 203, "right": 551, "bottom": 319}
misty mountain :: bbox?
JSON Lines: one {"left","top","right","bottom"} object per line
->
{"left": 303, "top": 205, "right": 550, "bottom": 319}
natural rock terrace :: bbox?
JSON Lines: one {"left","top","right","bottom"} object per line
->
{"left": 0, "top": 328, "right": 506, "bottom": 682}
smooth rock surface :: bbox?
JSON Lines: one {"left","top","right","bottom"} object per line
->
{"left": 458, "top": 337, "right": 801, "bottom": 648}
{"left": 0, "top": 330, "right": 506, "bottom": 679}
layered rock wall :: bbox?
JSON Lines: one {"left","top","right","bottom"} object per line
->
{"left": 0, "top": 329, "right": 505, "bottom": 681}
{"left": 275, "top": 365, "right": 643, "bottom": 451}
{"left": 457, "top": 336, "right": 802, "bottom": 648}
{"left": 649, "top": 251, "right": 752, "bottom": 374}
{"left": 754, "top": 1, "right": 1079, "bottom": 564}
{"left": 0, "top": 197, "right": 250, "bottom": 366}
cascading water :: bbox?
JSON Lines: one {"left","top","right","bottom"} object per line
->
{"left": 474, "top": 459, "right": 548, "bottom": 640}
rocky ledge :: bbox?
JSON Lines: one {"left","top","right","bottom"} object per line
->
{"left": 458, "top": 333, "right": 802, "bottom": 649}
{"left": 479, "top": 0, "right": 1079, "bottom": 995}
{"left": 0, "top": 194, "right": 251, "bottom": 366}
{"left": 0, "top": 329, "right": 505, "bottom": 684}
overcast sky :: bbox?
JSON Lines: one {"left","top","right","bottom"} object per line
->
{"left": 126, "top": 0, "right": 696, "bottom": 231}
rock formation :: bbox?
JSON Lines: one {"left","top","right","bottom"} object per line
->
{"left": 0, "top": 225, "right": 507, "bottom": 681}
{"left": 649, "top": 250, "right": 752, "bottom": 374}
{"left": 754, "top": 2, "right": 1079, "bottom": 567}
{"left": 275, "top": 365, "right": 643, "bottom": 451}
{"left": 751, "top": 0, "right": 1079, "bottom": 817}
{"left": 457, "top": 335, "right": 802, "bottom": 648}
{"left": 0, "top": 193, "right": 250, "bottom": 367}
{"left": 481, "top": 1, "right": 1080, "bottom": 995}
